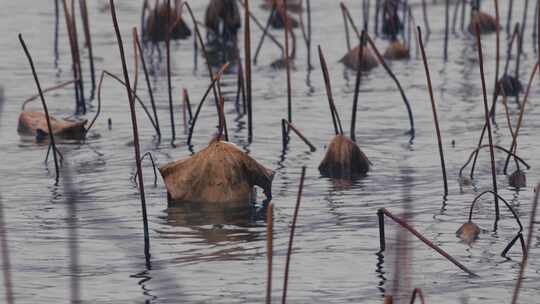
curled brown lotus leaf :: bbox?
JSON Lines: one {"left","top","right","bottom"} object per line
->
{"left": 383, "top": 41, "right": 410, "bottom": 60}
{"left": 509, "top": 170, "right": 526, "bottom": 188}
{"left": 319, "top": 135, "right": 370, "bottom": 179}
{"left": 145, "top": 2, "right": 191, "bottom": 43}
{"left": 160, "top": 141, "right": 274, "bottom": 204}
{"left": 340, "top": 45, "right": 379, "bottom": 71}
{"left": 467, "top": 11, "right": 500, "bottom": 34}
{"left": 383, "top": 295, "right": 393, "bottom": 304}
{"left": 456, "top": 222, "right": 481, "bottom": 244}
{"left": 17, "top": 111, "right": 87, "bottom": 140}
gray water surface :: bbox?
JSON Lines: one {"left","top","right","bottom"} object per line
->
{"left": 0, "top": 1, "right": 539, "bottom": 303}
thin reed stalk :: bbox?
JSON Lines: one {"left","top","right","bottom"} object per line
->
{"left": 134, "top": 29, "right": 161, "bottom": 139}
{"left": 266, "top": 202, "right": 274, "bottom": 304}
{"left": 282, "top": 167, "right": 306, "bottom": 304}
{"left": 417, "top": 27, "right": 448, "bottom": 197}
{"left": 318, "top": 46, "right": 343, "bottom": 135}
{"left": 281, "top": 120, "right": 316, "bottom": 152}
{"left": 377, "top": 208, "right": 477, "bottom": 276}
{"left": 109, "top": 0, "right": 150, "bottom": 261}
{"left": 511, "top": 182, "right": 540, "bottom": 304}
{"left": 79, "top": 0, "right": 96, "bottom": 100}
{"left": 474, "top": 22, "right": 500, "bottom": 222}
{"left": 351, "top": 30, "right": 366, "bottom": 142}
{"left": 19, "top": 34, "right": 61, "bottom": 183}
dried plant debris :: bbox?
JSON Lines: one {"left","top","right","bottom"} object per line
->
{"left": 319, "top": 135, "right": 371, "bottom": 179}
{"left": 18, "top": 111, "right": 87, "bottom": 141}
{"left": 160, "top": 141, "right": 274, "bottom": 204}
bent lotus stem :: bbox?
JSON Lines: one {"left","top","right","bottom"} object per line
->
{"left": 243, "top": 0, "right": 253, "bottom": 141}
{"left": 69, "top": 0, "right": 86, "bottom": 114}
{"left": 511, "top": 182, "right": 540, "bottom": 304}
{"left": 365, "top": 32, "right": 415, "bottom": 138}
{"left": 62, "top": 0, "right": 82, "bottom": 113}
{"left": 350, "top": 30, "right": 365, "bottom": 142}
{"left": 467, "top": 191, "right": 525, "bottom": 256}
{"left": 503, "top": 62, "right": 540, "bottom": 174}
{"left": 254, "top": 3, "right": 283, "bottom": 64}
{"left": 22, "top": 79, "right": 79, "bottom": 111}
{"left": 444, "top": 0, "right": 449, "bottom": 61}
{"left": 283, "top": 0, "right": 293, "bottom": 123}
{"left": 238, "top": 0, "right": 285, "bottom": 61}
{"left": 489, "top": 0, "right": 500, "bottom": 124}
{"left": 187, "top": 63, "right": 229, "bottom": 145}
{"left": 98, "top": 70, "right": 160, "bottom": 136}
{"left": 409, "top": 288, "right": 425, "bottom": 304}
{"left": 281, "top": 119, "right": 316, "bottom": 152}
{"left": 475, "top": 22, "right": 500, "bottom": 222}
{"left": 183, "top": 88, "right": 193, "bottom": 122}
{"left": 181, "top": 2, "right": 221, "bottom": 117}
{"left": 377, "top": 208, "right": 477, "bottom": 276}
{"left": 417, "top": 27, "right": 447, "bottom": 197}
{"left": 134, "top": 152, "right": 158, "bottom": 186}
{"left": 166, "top": 0, "right": 175, "bottom": 142}
{"left": 79, "top": 0, "right": 96, "bottom": 100}
{"left": 503, "top": 4, "right": 540, "bottom": 174}
{"left": 459, "top": 144, "right": 530, "bottom": 177}
{"left": 266, "top": 202, "right": 274, "bottom": 304}
{"left": 110, "top": 0, "right": 150, "bottom": 262}
{"left": 134, "top": 29, "right": 161, "bottom": 139}
{"left": 470, "top": 23, "right": 521, "bottom": 179}
{"left": 318, "top": 46, "right": 343, "bottom": 135}
{"left": 282, "top": 166, "right": 306, "bottom": 304}
{"left": 19, "top": 34, "right": 61, "bottom": 183}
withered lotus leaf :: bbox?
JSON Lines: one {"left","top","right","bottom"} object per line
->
{"left": 145, "top": 3, "right": 191, "bottom": 43}
{"left": 17, "top": 111, "right": 87, "bottom": 140}
{"left": 340, "top": 45, "right": 379, "bottom": 71}
{"left": 468, "top": 11, "right": 500, "bottom": 34}
{"left": 383, "top": 41, "right": 410, "bottom": 60}
{"left": 319, "top": 135, "right": 370, "bottom": 179}
{"left": 496, "top": 74, "right": 522, "bottom": 97}
{"left": 160, "top": 141, "right": 274, "bottom": 204}
{"left": 456, "top": 222, "right": 480, "bottom": 244}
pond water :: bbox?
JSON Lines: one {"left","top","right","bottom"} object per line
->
{"left": 0, "top": 0, "right": 539, "bottom": 303}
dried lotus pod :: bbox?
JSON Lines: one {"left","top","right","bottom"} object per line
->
{"left": 456, "top": 222, "right": 480, "bottom": 244}
{"left": 383, "top": 41, "right": 410, "bottom": 60}
{"left": 496, "top": 74, "right": 522, "bottom": 97}
{"left": 17, "top": 111, "right": 87, "bottom": 140}
{"left": 509, "top": 170, "right": 526, "bottom": 188}
{"left": 160, "top": 141, "right": 274, "bottom": 204}
{"left": 319, "top": 135, "right": 370, "bottom": 179}
{"left": 468, "top": 11, "right": 500, "bottom": 34}
{"left": 383, "top": 295, "right": 393, "bottom": 304}
{"left": 340, "top": 45, "right": 379, "bottom": 71}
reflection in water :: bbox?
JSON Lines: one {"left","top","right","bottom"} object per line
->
{"left": 0, "top": 194, "right": 14, "bottom": 304}
{"left": 161, "top": 202, "right": 264, "bottom": 247}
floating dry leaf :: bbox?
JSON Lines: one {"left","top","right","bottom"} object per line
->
{"left": 160, "top": 141, "right": 274, "bottom": 204}
{"left": 17, "top": 111, "right": 87, "bottom": 140}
